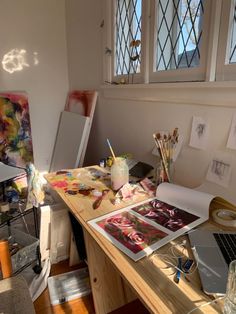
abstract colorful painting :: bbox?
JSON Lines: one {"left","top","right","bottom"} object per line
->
{"left": 0, "top": 93, "right": 33, "bottom": 167}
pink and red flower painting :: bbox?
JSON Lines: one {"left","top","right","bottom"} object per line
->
{"left": 96, "top": 211, "right": 168, "bottom": 254}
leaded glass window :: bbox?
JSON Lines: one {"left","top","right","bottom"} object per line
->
{"left": 115, "top": 0, "right": 142, "bottom": 76}
{"left": 229, "top": 1, "right": 236, "bottom": 63}
{"left": 155, "top": 0, "right": 204, "bottom": 71}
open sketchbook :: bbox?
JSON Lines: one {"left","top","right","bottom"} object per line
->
{"left": 88, "top": 183, "right": 232, "bottom": 261}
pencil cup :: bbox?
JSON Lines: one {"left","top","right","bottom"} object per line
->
{"left": 223, "top": 260, "right": 236, "bottom": 314}
{"left": 111, "top": 157, "right": 129, "bottom": 191}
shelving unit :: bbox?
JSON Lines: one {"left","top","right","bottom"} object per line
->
{"left": 0, "top": 206, "right": 42, "bottom": 275}
{"left": 0, "top": 162, "right": 42, "bottom": 275}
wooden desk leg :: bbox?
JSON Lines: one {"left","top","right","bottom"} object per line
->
{"left": 84, "top": 230, "right": 127, "bottom": 314}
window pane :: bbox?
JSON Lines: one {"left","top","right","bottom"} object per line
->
{"left": 229, "top": 1, "right": 236, "bottom": 64}
{"left": 155, "top": 0, "right": 204, "bottom": 71}
{"left": 115, "top": 0, "right": 142, "bottom": 76}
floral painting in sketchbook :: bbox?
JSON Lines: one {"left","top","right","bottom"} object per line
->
{"left": 88, "top": 193, "right": 205, "bottom": 261}
{"left": 132, "top": 199, "right": 199, "bottom": 232}
{"left": 96, "top": 211, "right": 168, "bottom": 254}
{"left": 0, "top": 92, "right": 34, "bottom": 167}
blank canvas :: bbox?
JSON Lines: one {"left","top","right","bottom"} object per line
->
{"left": 50, "top": 111, "right": 89, "bottom": 172}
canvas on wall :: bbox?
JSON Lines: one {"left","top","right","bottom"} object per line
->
{"left": 0, "top": 92, "right": 34, "bottom": 168}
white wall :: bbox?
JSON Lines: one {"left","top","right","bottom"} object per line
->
{"left": 65, "top": 1, "right": 236, "bottom": 204}
{"left": 88, "top": 84, "right": 236, "bottom": 204}
{"left": 65, "top": 0, "right": 103, "bottom": 90}
{"left": 0, "top": 0, "right": 69, "bottom": 171}
{"left": 65, "top": 0, "right": 103, "bottom": 167}
{"left": 2, "top": 1, "right": 235, "bottom": 204}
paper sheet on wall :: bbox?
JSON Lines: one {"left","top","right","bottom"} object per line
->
{"left": 227, "top": 113, "right": 236, "bottom": 150}
{"left": 189, "top": 116, "right": 209, "bottom": 150}
{"left": 206, "top": 153, "right": 232, "bottom": 188}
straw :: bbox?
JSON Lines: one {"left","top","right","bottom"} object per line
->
{"left": 106, "top": 139, "right": 116, "bottom": 161}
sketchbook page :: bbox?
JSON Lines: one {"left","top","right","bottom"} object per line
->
{"left": 156, "top": 183, "right": 215, "bottom": 218}
{"left": 88, "top": 196, "right": 207, "bottom": 261}
{"left": 88, "top": 203, "right": 171, "bottom": 261}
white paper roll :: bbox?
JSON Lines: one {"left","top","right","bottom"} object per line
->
{"left": 0, "top": 202, "right": 10, "bottom": 212}
{"left": 212, "top": 209, "right": 236, "bottom": 227}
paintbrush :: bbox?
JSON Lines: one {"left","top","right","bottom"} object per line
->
{"left": 106, "top": 139, "right": 116, "bottom": 162}
{"left": 153, "top": 133, "right": 170, "bottom": 182}
{"left": 93, "top": 189, "right": 110, "bottom": 209}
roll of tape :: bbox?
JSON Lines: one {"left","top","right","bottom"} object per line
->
{"left": 0, "top": 202, "right": 10, "bottom": 213}
{"left": 212, "top": 209, "right": 236, "bottom": 227}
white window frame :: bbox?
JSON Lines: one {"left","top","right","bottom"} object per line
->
{"left": 111, "top": 0, "right": 146, "bottom": 84}
{"left": 149, "top": 0, "right": 212, "bottom": 82}
{"left": 103, "top": 0, "right": 228, "bottom": 84}
{"left": 216, "top": 0, "right": 236, "bottom": 81}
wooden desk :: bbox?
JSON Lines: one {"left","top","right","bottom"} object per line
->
{"left": 45, "top": 167, "right": 223, "bottom": 314}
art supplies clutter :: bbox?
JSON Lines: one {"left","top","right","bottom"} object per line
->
{"left": 153, "top": 128, "right": 179, "bottom": 184}
{"left": 47, "top": 267, "right": 91, "bottom": 305}
{"left": 0, "top": 226, "right": 39, "bottom": 273}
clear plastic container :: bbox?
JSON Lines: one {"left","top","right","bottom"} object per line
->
{"left": 224, "top": 260, "right": 236, "bottom": 313}
{"left": 0, "top": 226, "right": 39, "bottom": 273}
{"left": 111, "top": 157, "right": 129, "bottom": 191}
{"left": 47, "top": 268, "right": 91, "bottom": 305}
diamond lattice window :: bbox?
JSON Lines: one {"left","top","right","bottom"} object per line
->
{"left": 115, "top": 0, "right": 142, "bottom": 76}
{"left": 229, "top": 2, "right": 236, "bottom": 64}
{"left": 155, "top": 0, "right": 204, "bottom": 71}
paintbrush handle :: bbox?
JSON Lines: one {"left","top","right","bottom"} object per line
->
{"left": 93, "top": 196, "right": 103, "bottom": 209}
{"left": 153, "top": 137, "right": 170, "bottom": 182}
{"left": 93, "top": 190, "right": 109, "bottom": 209}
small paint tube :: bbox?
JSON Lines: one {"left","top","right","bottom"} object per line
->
{"left": 99, "top": 158, "right": 106, "bottom": 168}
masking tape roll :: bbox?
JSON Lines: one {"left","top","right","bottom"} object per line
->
{"left": 0, "top": 202, "right": 10, "bottom": 213}
{"left": 212, "top": 209, "right": 236, "bottom": 227}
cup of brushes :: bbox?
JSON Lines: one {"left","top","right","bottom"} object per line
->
{"left": 153, "top": 128, "right": 179, "bottom": 185}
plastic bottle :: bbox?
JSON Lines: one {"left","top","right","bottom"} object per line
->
{"left": 111, "top": 157, "right": 129, "bottom": 191}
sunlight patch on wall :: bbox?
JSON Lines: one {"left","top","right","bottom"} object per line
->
{"left": 33, "top": 51, "right": 39, "bottom": 65}
{"left": 2, "top": 49, "right": 39, "bottom": 73}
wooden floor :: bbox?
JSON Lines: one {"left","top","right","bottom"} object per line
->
{"left": 33, "top": 259, "right": 149, "bottom": 314}
{"left": 33, "top": 260, "right": 95, "bottom": 314}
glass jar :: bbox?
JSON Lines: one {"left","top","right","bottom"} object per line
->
{"left": 155, "top": 158, "right": 174, "bottom": 185}
{"left": 111, "top": 157, "right": 129, "bottom": 191}
{"left": 224, "top": 260, "right": 236, "bottom": 313}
